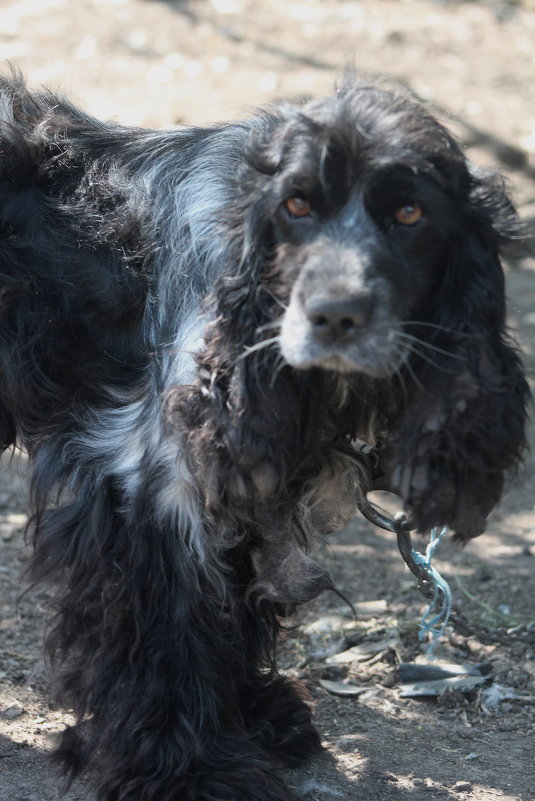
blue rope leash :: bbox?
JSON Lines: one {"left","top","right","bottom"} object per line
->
{"left": 410, "top": 526, "right": 452, "bottom": 654}
{"left": 356, "top": 495, "right": 453, "bottom": 655}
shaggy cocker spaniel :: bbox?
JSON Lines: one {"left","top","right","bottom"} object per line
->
{"left": 0, "top": 73, "right": 529, "bottom": 800}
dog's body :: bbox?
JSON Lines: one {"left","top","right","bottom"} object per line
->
{"left": 0, "top": 74, "right": 529, "bottom": 800}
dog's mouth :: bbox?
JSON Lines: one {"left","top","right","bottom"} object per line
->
{"left": 278, "top": 292, "right": 405, "bottom": 377}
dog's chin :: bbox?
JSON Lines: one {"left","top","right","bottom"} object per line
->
{"left": 279, "top": 326, "right": 405, "bottom": 377}
{"left": 280, "top": 344, "right": 401, "bottom": 377}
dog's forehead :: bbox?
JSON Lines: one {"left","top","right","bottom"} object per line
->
{"left": 299, "top": 86, "right": 459, "bottom": 167}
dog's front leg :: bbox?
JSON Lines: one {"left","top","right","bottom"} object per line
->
{"left": 35, "top": 475, "right": 307, "bottom": 801}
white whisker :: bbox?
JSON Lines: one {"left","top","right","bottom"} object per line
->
{"left": 255, "top": 320, "right": 282, "bottom": 333}
{"left": 402, "top": 320, "right": 459, "bottom": 334}
{"left": 237, "top": 336, "right": 280, "bottom": 361}
{"left": 401, "top": 320, "right": 482, "bottom": 340}
{"left": 270, "top": 352, "right": 288, "bottom": 386}
{"left": 264, "top": 290, "right": 288, "bottom": 311}
{"left": 388, "top": 341, "right": 430, "bottom": 395}
{"left": 397, "top": 331, "right": 466, "bottom": 361}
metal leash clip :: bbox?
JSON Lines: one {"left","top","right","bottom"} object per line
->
{"left": 357, "top": 495, "right": 435, "bottom": 599}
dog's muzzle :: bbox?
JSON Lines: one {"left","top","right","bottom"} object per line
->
{"left": 279, "top": 284, "right": 401, "bottom": 376}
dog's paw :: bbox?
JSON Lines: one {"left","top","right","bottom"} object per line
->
{"left": 391, "top": 452, "right": 488, "bottom": 540}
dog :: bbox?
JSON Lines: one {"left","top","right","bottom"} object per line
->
{"left": 0, "top": 72, "right": 529, "bottom": 800}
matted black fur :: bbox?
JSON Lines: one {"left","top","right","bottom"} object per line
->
{"left": 0, "top": 73, "right": 529, "bottom": 800}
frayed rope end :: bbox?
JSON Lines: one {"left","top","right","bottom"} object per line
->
{"left": 410, "top": 526, "right": 452, "bottom": 656}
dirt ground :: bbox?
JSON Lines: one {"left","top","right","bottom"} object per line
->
{"left": 1, "top": 1, "right": 535, "bottom": 799}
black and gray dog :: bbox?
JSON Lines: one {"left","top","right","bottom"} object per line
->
{"left": 0, "top": 73, "right": 529, "bottom": 800}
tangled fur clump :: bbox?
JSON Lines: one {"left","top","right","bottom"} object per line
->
{"left": 0, "top": 73, "right": 529, "bottom": 800}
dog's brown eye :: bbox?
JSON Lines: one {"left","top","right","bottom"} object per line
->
{"left": 394, "top": 203, "right": 423, "bottom": 226}
{"left": 284, "top": 197, "right": 311, "bottom": 219}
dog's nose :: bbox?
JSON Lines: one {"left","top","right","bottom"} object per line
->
{"left": 305, "top": 294, "right": 373, "bottom": 339}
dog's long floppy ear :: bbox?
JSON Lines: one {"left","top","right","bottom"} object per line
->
{"left": 169, "top": 114, "right": 328, "bottom": 517}
{"left": 390, "top": 168, "right": 530, "bottom": 541}
{"left": 0, "top": 400, "right": 15, "bottom": 452}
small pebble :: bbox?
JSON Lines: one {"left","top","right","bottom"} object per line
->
{"left": 1, "top": 706, "right": 24, "bottom": 720}
{"left": 412, "top": 776, "right": 434, "bottom": 788}
{"left": 318, "top": 679, "right": 368, "bottom": 697}
{"left": 452, "top": 781, "right": 472, "bottom": 792}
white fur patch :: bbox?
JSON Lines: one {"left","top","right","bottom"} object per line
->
{"left": 67, "top": 308, "right": 209, "bottom": 558}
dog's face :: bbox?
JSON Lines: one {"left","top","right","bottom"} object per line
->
{"left": 247, "top": 88, "right": 470, "bottom": 377}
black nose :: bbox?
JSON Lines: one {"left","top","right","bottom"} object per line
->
{"left": 305, "top": 294, "right": 374, "bottom": 340}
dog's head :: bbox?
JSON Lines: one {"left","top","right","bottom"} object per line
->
{"left": 238, "top": 79, "right": 513, "bottom": 379}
